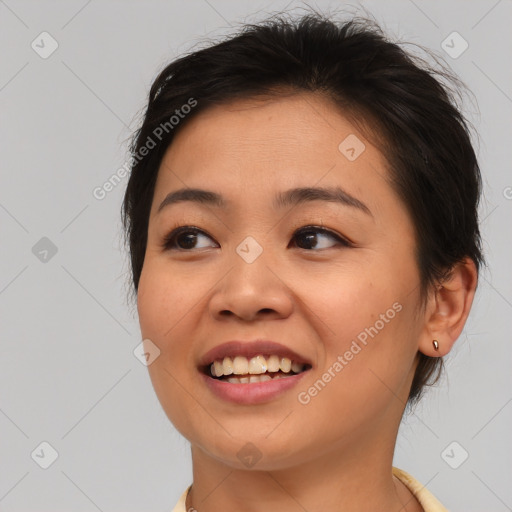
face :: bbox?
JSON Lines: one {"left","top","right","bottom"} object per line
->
{"left": 137, "top": 92, "right": 425, "bottom": 470}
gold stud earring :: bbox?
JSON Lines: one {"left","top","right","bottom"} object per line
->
{"left": 433, "top": 339, "right": 439, "bottom": 351}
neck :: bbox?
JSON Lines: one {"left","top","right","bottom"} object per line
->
{"left": 185, "top": 426, "right": 422, "bottom": 512}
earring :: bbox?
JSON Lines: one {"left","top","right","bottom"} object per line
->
{"left": 432, "top": 340, "right": 439, "bottom": 351}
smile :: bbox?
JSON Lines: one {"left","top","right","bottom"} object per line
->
{"left": 208, "top": 354, "right": 310, "bottom": 383}
{"left": 200, "top": 355, "right": 312, "bottom": 405}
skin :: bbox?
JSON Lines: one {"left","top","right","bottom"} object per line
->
{"left": 137, "top": 92, "right": 477, "bottom": 512}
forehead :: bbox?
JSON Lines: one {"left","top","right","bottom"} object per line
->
{"left": 154, "top": 93, "right": 390, "bottom": 198}
{"left": 149, "top": 92, "right": 416, "bottom": 248}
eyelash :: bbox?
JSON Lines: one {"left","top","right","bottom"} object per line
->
{"left": 161, "top": 225, "right": 352, "bottom": 252}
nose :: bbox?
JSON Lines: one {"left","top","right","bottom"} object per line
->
{"left": 208, "top": 247, "right": 293, "bottom": 323}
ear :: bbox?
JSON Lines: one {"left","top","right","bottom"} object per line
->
{"left": 418, "top": 257, "right": 478, "bottom": 357}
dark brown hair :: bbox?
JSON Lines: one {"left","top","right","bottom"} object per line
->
{"left": 122, "top": 11, "right": 483, "bottom": 404}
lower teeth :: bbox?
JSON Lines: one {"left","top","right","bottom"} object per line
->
{"left": 220, "top": 372, "right": 296, "bottom": 384}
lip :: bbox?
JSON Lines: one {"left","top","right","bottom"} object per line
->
{"left": 198, "top": 340, "right": 312, "bottom": 367}
{"left": 201, "top": 370, "right": 310, "bottom": 405}
{"left": 198, "top": 340, "right": 312, "bottom": 405}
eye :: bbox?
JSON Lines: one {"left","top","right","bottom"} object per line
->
{"left": 161, "top": 225, "right": 351, "bottom": 252}
{"left": 162, "top": 226, "right": 218, "bottom": 251}
{"left": 290, "top": 226, "right": 351, "bottom": 250}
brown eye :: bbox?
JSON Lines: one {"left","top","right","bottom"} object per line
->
{"left": 162, "top": 227, "right": 218, "bottom": 251}
{"left": 291, "top": 226, "right": 350, "bottom": 250}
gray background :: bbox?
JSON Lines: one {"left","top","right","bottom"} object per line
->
{"left": 0, "top": 0, "right": 511, "bottom": 511}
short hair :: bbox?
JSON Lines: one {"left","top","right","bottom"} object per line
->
{"left": 122, "top": 11, "right": 483, "bottom": 404}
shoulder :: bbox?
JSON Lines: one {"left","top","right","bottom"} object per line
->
{"left": 393, "top": 467, "right": 449, "bottom": 512}
{"left": 170, "top": 485, "right": 191, "bottom": 512}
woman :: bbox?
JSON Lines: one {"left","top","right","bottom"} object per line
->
{"left": 122, "top": 11, "right": 482, "bottom": 512}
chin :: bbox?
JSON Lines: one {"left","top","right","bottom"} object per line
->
{"left": 194, "top": 433, "right": 312, "bottom": 471}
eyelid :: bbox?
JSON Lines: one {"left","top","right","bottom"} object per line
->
{"left": 161, "top": 225, "right": 218, "bottom": 251}
{"left": 292, "top": 225, "right": 353, "bottom": 247}
{"left": 161, "top": 224, "right": 353, "bottom": 251}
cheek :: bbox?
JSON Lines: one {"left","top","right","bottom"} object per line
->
{"left": 301, "top": 263, "right": 393, "bottom": 346}
{"left": 299, "top": 258, "right": 419, "bottom": 409}
{"left": 136, "top": 260, "right": 202, "bottom": 395}
{"left": 137, "top": 259, "right": 201, "bottom": 341}
{"left": 136, "top": 261, "right": 200, "bottom": 431}
{"left": 296, "top": 308, "right": 417, "bottom": 444}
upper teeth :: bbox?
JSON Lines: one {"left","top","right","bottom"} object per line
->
{"left": 210, "top": 355, "right": 305, "bottom": 377}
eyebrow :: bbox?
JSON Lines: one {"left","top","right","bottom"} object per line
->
{"left": 157, "top": 186, "right": 372, "bottom": 216}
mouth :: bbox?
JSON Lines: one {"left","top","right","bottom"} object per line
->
{"left": 200, "top": 354, "right": 312, "bottom": 383}
{"left": 198, "top": 340, "right": 313, "bottom": 404}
